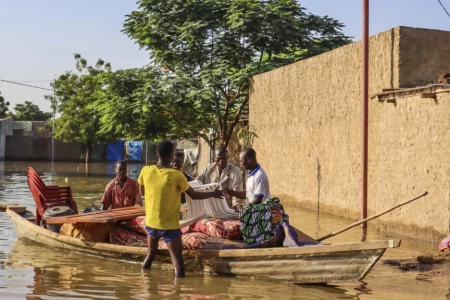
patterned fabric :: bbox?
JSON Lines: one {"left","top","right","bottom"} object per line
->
{"left": 110, "top": 228, "right": 148, "bottom": 247}
{"left": 189, "top": 218, "right": 241, "bottom": 240}
{"left": 158, "top": 232, "right": 209, "bottom": 250}
{"left": 109, "top": 228, "right": 207, "bottom": 250}
{"left": 123, "top": 216, "right": 191, "bottom": 235}
{"left": 101, "top": 177, "right": 142, "bottom": 209}
{"left": 123, "top": 216, "right": 147, "bottom": 234}
{"left": 239, "top": 198, "right": 289, "bottom": 245}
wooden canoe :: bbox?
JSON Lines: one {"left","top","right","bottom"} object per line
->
{"left": 6, "top": 208, "right": 401, "bottom": 284}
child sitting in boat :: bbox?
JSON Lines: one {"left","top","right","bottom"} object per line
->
{"left": 138, "top": 140, "right": 222, "bottom": 277}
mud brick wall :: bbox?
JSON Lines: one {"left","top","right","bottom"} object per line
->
{"left": 249, "top": 27, "right": 450, "bottom": 241}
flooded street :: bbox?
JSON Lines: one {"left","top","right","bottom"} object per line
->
{"left": 0, "top": 161, "right": 449, "bottom": 299}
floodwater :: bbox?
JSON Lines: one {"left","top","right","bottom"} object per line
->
{"left": 0, "top": 161, "right": 449, "bottom": 300}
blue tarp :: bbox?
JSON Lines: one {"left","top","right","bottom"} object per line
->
{"left": 127, "top": 141, "right": 143, "bottom": 161}
{"left": 106, "top": 141, "right": 125, "bottom": 162}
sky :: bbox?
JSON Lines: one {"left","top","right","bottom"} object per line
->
{"left": 0, "top": 0, "right": 449, "bottom": 113}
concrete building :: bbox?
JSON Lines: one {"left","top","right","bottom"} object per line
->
{"left": 249, "top": 27, "right": 450, "bottom": 241}
{"left": 0, "top": 117, "right": 13, "bottom": 160}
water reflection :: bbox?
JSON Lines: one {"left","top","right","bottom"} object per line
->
{"left": 0, "top": 161, "right": 450, "bottom": 299}
{"left": 4, "top": 240, "right": 363, "bottom": 300}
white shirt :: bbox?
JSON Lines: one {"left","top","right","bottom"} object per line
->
{"left": 246, "top": 165, "right": 271, "bottom": 205}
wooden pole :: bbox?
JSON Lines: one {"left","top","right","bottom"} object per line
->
{"left": 317, "top": 191, "right": 428, "bottom": 242}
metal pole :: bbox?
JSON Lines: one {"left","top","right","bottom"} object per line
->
{"left": 52, "top": 81, "right": 56, "bottom": 177}
{"left": 361, "top": 0, "right": 369, "bottom": 228}
{"left": 145, "top": 139, "right": 148, "bottom": 164}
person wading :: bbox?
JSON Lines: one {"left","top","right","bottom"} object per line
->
{"left": 138, "top": 140, "right": 222, "bottom": 277}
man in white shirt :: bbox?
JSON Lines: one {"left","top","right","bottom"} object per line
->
{"left": 196, "top": 146, "right": 244, "bottom": 208}
{"left": 224, "top": 148, "right": 270, "bottom": 206}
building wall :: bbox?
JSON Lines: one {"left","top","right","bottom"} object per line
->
{"left": 398, "top": 27, "right": 450, "bottom": 87}
{"left": 0, "top": 118, "right": 13, "bottom": 160}
{"left": 249, "top": 27, "right": 450, "bottom": 241}
{"left": 5, "top": 136, "right": 105, "bottom": 162}
{"left": 370, "top": 87, "right": 450, "bottom": 240}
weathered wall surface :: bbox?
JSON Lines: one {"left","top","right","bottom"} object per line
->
{"left": 370, "top": 87, "right": 450, "bottom": 240}
{"left": 398, "top": 27, "right": 450, "bottom": 87}
{"left": 249, "top": 27, "right": 450, "bottom": 241}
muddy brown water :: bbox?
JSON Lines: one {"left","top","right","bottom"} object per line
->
{"left": 0, "top": 161, "right": 449, "bottom": 299}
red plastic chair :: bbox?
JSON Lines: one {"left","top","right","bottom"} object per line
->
{"left": 27, "top": 167, "right": 78, "bottom": 225}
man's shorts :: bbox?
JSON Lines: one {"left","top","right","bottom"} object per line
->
{"left": 145, "top": 226, "right": 181, "bottom": 243}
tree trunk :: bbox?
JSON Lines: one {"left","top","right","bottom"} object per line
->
{"left": 85, "top": 141, "right": 92, "bottom": 162}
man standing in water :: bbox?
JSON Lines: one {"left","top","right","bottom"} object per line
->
{"left": 196, "top": 146, "right": 244, "bottom": 209}
{"left": 138, "top": 140, "right": 222, "bottom": 277}
{"left": 224, "top": 148, "right": 271, "bottom": 206}
{"left": 101, "top": 160, "right": 142, "bottom": 210}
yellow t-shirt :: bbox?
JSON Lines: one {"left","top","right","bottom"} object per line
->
{"left": 138, "top": 165, "right": 190, "bottom": 230}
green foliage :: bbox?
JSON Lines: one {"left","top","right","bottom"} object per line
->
{"left": 122, "top": 0, "right": 350, "bottom": 148}
{"left": 11, "top": 101, "right": 52, "bottom": 121}
{"left": 94, "top": 67, "right": 169, "bottom": 141}
{"left": 0, "top": 91, "right": 10, "bottom": 118}
{"left": 237, "top": 125, "right": 258, "bottom": 148}
{"left": 45, "top": 54, "right": 113, "bottom": 160}
{"left": 95, "top": 66, "right": 215, "bottom": 143}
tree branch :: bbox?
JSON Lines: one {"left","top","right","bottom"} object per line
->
{"left": 225, "top": 95, "right": 249, "bottom": 148}
{"left": 212, "top": 89, "right": 223, "bottom": 135}
{"left": 228, "top": 84, "right": 244, "bottom": 106}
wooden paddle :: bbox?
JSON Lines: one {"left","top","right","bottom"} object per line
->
{"left": 316, "top": 191, "right": 428, "bottom": 242}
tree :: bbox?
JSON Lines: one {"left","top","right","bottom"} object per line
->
{"left": 94, "top": 67, "right": 171, "bottom": 141}
{"left": 46, "top": 54, "right": 112, "bottom": 161}
{"left": 122, "top": 0, "right": 351, "bottom": 149}
{"left": 12, "top": 101, "right": 52, "bottom": 121}
{"left": 0, "top": 91, "right": 10, "bottom": 118}
{"left": 95, "top": 66, "right": 215, "bottom": 144}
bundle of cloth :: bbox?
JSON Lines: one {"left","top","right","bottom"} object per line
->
{"left": 237, "top": 197, "right": 320, "bottom": 249}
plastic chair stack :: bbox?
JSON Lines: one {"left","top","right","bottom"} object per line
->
{"left": 27, "top": 167, "right": 78, "bottom": 226}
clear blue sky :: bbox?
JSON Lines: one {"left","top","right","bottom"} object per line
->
{"left": 1, "top": 0, "right": 449, "bottom": 113}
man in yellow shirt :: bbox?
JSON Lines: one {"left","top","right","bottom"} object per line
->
{"left": 138, "top": 140, "right": 222, "bottom": 277}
